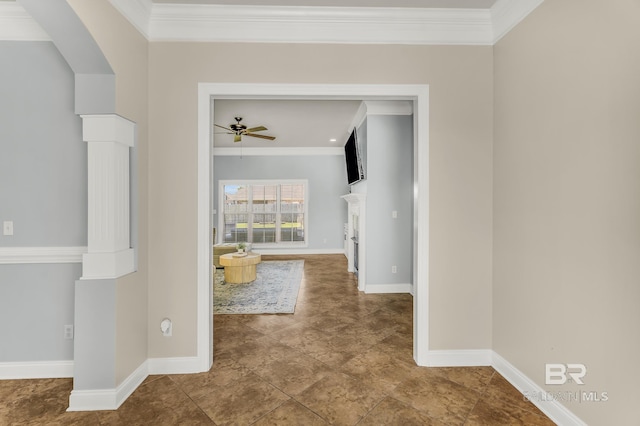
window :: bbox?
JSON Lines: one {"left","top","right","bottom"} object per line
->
{"left": 219, "top": 180, "right": 307, "bottom": 246}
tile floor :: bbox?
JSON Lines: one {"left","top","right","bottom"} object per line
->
{"left": 0, "top": 254, "right": 555, "bottom": 425}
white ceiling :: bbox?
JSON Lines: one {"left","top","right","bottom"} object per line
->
{"left": 153, "top": 0, "right": 497, "bottom": 8}
{"left": 213, "top": 100, "right": 362, "bottom": 148}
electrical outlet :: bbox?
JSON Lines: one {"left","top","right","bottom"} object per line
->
{"left": 64, "top": 325, "right": 74, "bottom": 340}
{"left": 391, "top": 265, "right": 397, "bottom": 274}
{"left": 3, "top": 221, "right": 13, "bottom": 236}
{"left": 161, "top": 318, "right": 172, "bottom": 337}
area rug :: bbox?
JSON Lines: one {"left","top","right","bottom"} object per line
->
{"left": 214, "top": 260, "right": 304, "bottom": 314}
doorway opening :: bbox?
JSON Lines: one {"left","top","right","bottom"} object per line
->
{"left": 196, "top": 83, "right": 430, "bottom": 371}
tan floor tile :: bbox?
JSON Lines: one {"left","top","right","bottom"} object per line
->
{"left": 466, "top": 398, "right": 557, "bottom": 425}
{"left": 294, "top": 371, "right": 386, "bottom": 426}
{"left": 391, "top": 372, "right": 481, "bottom": 425}
{"left": 258, "top": 350, "right": 334, "bottom": 394}
{"left": 97, "top": 376, "right": 212, "bottom": 425}
{"left": 483, "top": 373, "right": 549, "bottom": 417}
{"left": 359, "top": 397, "right": 447, "bottom": 426}
{"left": 0, "top": 379, "right": 85, "bottom": 425}
{"left": 340, "top": 346, "right": 418, "bottom": 393}
{"left": 374, "top": 333, "right": 415, "bottom": 365}
{"left": 253, "top": 399, "right": 328, "bottom": 425}
{"left": 195, "top": 371, "right": 291, "bottom": 425}
{"left": 217, "top": 334, "right": 297, "bottom": 370}
{"left": 169, "top": 353, "right": 250, "bottom": 399}
{"left": 428, "top": 366, "right": 496, "bottom": 393}
{"left": 269, "top": 322, "right": 333, "bottom": 355}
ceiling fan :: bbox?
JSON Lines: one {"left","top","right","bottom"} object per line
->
{"left": 214, "top": 117, "right": 276, "bottom": 143}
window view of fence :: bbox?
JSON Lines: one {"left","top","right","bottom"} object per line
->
{"left": 222, "top": 181, "right": 305, "bottom": 245}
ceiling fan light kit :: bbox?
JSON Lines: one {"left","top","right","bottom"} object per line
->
{"left": 214, "top": 116, "right": 276, "bottom": 143}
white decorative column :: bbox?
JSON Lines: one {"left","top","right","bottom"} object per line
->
{"left": 80, "top": 114, "right": 135, "bottom": 279}
{"left": 341, "top": 193, "right": 366, "bottom": 292}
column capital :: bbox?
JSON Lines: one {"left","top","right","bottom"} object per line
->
{"left": 81, "top": 114, "right": 135, "bottom": 147}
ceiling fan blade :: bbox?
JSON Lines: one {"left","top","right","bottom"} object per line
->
{"left": 214, "top": 131, "right": 233, "bottom": 134}
{"left": 245, "top": 126, "right": 267, "bottom": 133}
{"left": 246, "top": 133, "right": 276, "bottom": 140}
{"left": 234, "top": 134, "right": 242, "bottom": 143}
{"left": 214, "top": 124, "right": 233, "bottom": 131}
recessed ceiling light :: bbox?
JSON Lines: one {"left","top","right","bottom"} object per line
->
{"left": 329, "top": 138, "right": 337, "bottom": 142}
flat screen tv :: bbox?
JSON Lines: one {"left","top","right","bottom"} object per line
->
{"left": 344, "top": 128, "right": 364, "bottom": 185}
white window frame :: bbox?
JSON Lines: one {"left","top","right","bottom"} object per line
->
{"left": 218, "top": 179, "right": 309, "bottom": 248}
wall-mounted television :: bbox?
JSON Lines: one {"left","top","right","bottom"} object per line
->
{"left": 344, "top": 128, "right": 365, "bottom": 185}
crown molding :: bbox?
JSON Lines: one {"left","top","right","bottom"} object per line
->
{"left": 0, "top": 2, "right": 50, "bottom": 41}
{"left": 108, "top": 0, "right": 152, "bottom": 39}
{"left": 3, "top": 0, "right": 544, "bottom": 45}
{"left": 491, "top": 0, "right": 544, "bottom": 43}
{"left": 148, "top": 4, "right": 494, "bottom": 45}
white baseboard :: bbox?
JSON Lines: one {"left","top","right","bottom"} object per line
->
{"left": 67, "top": 360, "right": 148, "bottom": 411}
{"left": 492, "top": 352, "right": 587, "bottom": 426}
{"left": 422, "top": 350, "right": 586, "bottom": 424}
{"left": 147, "top": 356, "right": 206, "bottom": 375}
{"left": 426, "top": 349, "right": 493, "bottom": 367}
{"left": 0, "top": 360, "right": 74, "bottom": 379}
{"left": 364, "top": 283, "right": 412, "bottom": 294}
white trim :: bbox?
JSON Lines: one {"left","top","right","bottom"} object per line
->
{"left": 362, "top": 100, "right": 414, "bottom": 116}
{"left": 81, "top": 249, "right": 135, "bottom": 280}
{"left": 364, "top": 283, "right": 412, "bottom": 294}
{"left": 80, "top": 114, "right": 135, "bottom": 147}
{"left": 107, "top": 0, "right": 152, "bottom": 39}
{"left": 147, "top": 356, "right": 203, "bottom": 375}
{"left": 349, "top": 102, "right": 368, "bottom": 132}
{"left": 491, "top": 0, "right": 545, "bottom": 43}
{"left": 0, "top": 246, "right": 87, "bottom": 264}
{"left": 213, "top": 147, "right": 344, "bottom": 156}
{"left": 413, "top": 89, "right": 430, "bottom": 366}
{"left": 199, "top": 82, "right": 429, "bottom": 374}
{"left": 0, "top": 2, "right": 50, "bottom": 41}
{"left": 67, "top": 361, "right": 148, "bottom": 412}
{"left": 0, "top": 360, "right": 73, "bottom": 379}
{"left": 341, "top": 192, "right": 366, "bottom": 291}
{"left": 416, "top": 349, "right": 586, "bottom": 424}
{"left": 81, "top": 114, "right": 136, "bottom": 280}
{"left": 426, "top": 349, "right": 493, "bottom": 367}
{"left": 149, "top": 4, "right": 494, "bottom": 45}
{"left": 197, "top": 85, "right": 214, "bottom": 373}
{"left": 3, "top": 1, "right": 544, "bottom": 44}
{"left": 492, "top": 352, "right": 588, "bottom": 426}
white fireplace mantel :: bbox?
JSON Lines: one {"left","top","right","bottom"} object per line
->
{"left": 341, "top": 193, "right": 366, "bottom": 291}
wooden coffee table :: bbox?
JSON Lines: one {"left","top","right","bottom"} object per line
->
{"left": 219, "top": 252, "right": 262, "bottom": 283}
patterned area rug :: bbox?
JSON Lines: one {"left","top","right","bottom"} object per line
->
{"left": 214, "top": 260, "right": 304, "bottom": 314}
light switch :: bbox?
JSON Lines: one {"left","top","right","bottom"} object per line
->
{"left": 3, "top": 221, "right": 13, "bottom": 236}
{"left": 392, "top": 211, "right": 398, "bottom": 219}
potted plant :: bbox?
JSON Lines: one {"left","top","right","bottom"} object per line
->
{"left": 236, "top": 242, "right": 246, "bottom": 253}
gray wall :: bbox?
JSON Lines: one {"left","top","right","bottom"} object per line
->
{"left": 0, "top": 264, "right": 78, "bottom": 361}
{"left": 213, "top": 154, "right": 349, "bottom": 251}
{"left": 0, "top": 41, "right": 85, "bottom": 362}
{"left": 0, "top": 41, "right": 86, "bottom": 246}
{"left": 355, "top": 115, "right": 414, "bottom": 287}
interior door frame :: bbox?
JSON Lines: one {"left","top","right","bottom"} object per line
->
{"left": 196, "top": 83, "right": 430, "bottom": 370}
